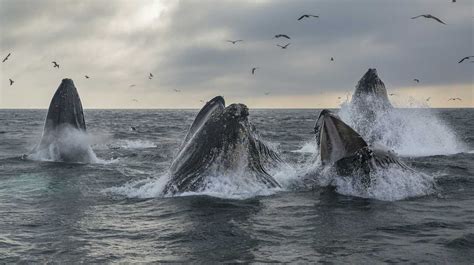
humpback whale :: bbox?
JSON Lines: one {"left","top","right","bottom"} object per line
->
{"left": 342, "top": 68, "right": 399, "bottom": 145}
{"left": 163, "top": 96, "right": 282, "bottom": 194}
{"left": 28, "top": 78, "right": 96, "bottom": 163}
{"left": 351, "top": 68, "right": 392, "bottom": 111}
{"left": 314, "top": 109, "right": 412, "bottom": 186}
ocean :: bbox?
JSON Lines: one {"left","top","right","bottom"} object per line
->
{"left": 1, "top": 108, "right": 473, "bottom": 263}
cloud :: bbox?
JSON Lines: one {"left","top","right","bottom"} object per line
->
{"left": 0, "top": 0, "right": 472, "bottom": 108}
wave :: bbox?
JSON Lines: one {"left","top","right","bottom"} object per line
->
{"left": 94, "top": 139, "right": 158, "bottom": 150}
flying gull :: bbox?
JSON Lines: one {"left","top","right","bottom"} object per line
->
{"left": 274, "top": 34, "right": 291, "bottom": 39}
{"left": 411, "top": 14, "right": 446, "bottom": 25}
{"left": 52, "top": 61, "right": 59, "bottom": 68}
{"left": 414, "top": 79, "right": 420, "bottom": 83}
{"left": 458, "top": 56, "right": 474, "bottom": 63}
{"left": 2, "top": 53, "right": 11, "bottom": 63}
{"left": 298, "top": 14, "right": 319, "bottom": 21}
{"left": 9, "top": 78, "right": 14, "bottom": 86}
{"left": 226, "top": 40, "right": 243, "bottom": 44}
{"left": 252, "top": 67, "right": 258, "bottom": 75}
{"left": 277, "top": 43, "right": 290, "bottom": 49}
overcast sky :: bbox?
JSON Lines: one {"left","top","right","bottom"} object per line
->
{"left": 0, "top": 0, "right": 472, "bottom": 108}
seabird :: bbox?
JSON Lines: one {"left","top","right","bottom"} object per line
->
{"left": 426, "top": 97, "right": 431, "bottom": 102}
{"left": 264, "top": 92, "right": 270, "bottom": 95}
{"left": 274, "top": 34, "right": 291, "bottom": 39}
{"left": 173, "top": 89, "right": 181, "bottom": 92}
{"left": 9, "top": 78, "right": 14, "bottom": 86}
{"left": 389, "top": 93, "right": 397, "bottom": 96}
{"left": 85, "top": 75, "right": 90, "bottom": 79}
{"left": 130, "top": 126, "right": 137, "bottom": 131}
{"left": 298, "top": 14, "right": 319, "bottom": 21}
{"left": 330, "top": 57, "right": 334, "bottom": 61}
{"left": 52, "top": 61, "right": 59, "bottom": 68}
{"left": 132, "top": 99, "right": 138, "bottom": 102}
{"left": 226, "top": 40, "right": 243, "bottom": 44}
{"left": 448, "top": 97, "right": 462, "bottom": 101}
{"left": 414, "top": 79, "right": 420, "bottom": 83}
{"left": 252, "top": 67, "right": 258, "bottom": 75}
{"left": 129, "top": 84, "right": 136, "bottom": 87}
{"left": 2, "top": 53, "right": 11, "bottom": 63}
{"left": 277, "top": 43, "right": 290, "bottom": 49}
{"left": 458, "top": 56, "right": 474, "bottom": 63}
{"left": 149, "top": 73, "right": 153, "bottom": 79}
{"left": 411, "top": 14, "right": 446, "bottom": 25}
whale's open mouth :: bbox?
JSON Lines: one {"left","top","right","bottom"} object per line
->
{"left": 165, "top": 96, "right": 281, "bottom": 194}
{"left": 314, "top": 109, "right": 368, "bottom": 165}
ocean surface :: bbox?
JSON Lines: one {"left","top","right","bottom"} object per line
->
{"left": 0, "top": 108, "right": 473, "bottom": 263}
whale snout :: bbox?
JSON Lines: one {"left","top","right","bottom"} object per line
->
{"left": 224, "top": 103, "right": 249, "bottom": 121}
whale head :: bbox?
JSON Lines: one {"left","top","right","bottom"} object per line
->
{"left": 165, "top": 96, "right": 281, "bottom": 194}
{"left": 29, "top": 78, "right": 95, "bottom": 163}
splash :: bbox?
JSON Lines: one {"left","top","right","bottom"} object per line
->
{"left": 104, "top": 176, "right": 169, "bottom": 199}
{"left": 27, "top": 126, "right": 100, "bottom": 164}
{"left": 291, "top": 142, "right": 317, "bottom": 153}
{"left": 298, "top": 133, "right": 436, "bottom": 201}
{"left": 319, "top": 166, "right": 435, "bottom": 201}
{"left": 104, "top": 171, "right": 285, "bottom": 200}
{"left": 338, "top": 101, "right": 466, "bottom": 157}
{"left": 105, "top": 142, "right": 297, "bottom": 200}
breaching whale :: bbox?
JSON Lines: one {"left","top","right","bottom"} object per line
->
{"left": 163, "top": 96, "right": 282, "bottom": 194}
{"left": 350, "top": 68, "right": 392, "bottom": 110}
{"left": 314, "top": 109, "right": 413, "bottom": 186}
{"left": 343, "top": 68, "right": 399, "bottom": 145}
{"left": 28, "top": 78, "right": 96, "bottom": 163}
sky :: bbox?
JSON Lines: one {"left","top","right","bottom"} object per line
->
{"left": 0, "top": 0, "right": 472, "bottom": 108}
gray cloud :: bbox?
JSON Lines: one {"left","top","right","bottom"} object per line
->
{"left": 0, "top": 0, "right": 472, "bottom": 108}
